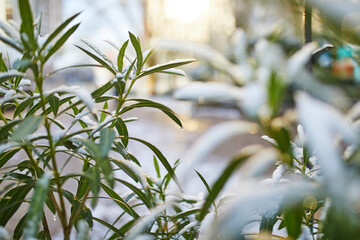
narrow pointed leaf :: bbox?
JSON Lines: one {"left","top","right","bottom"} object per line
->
{"left": 128, "top": 32, "right": 143, "bottom": 73}
{"left": 23, "top": 173, "right": 52, "bottom": 239}
{"left": 0, "top": 70, "right": 25, "bottom": 83}
{"left": 0, "top": 184, "right": 32, "bottom": 226}
{"left": 153, "top": 156, "right": 161, "bottom": 179}
{"left": 13, "top": 214, "right": 27, "bottom": 240}
{"left": 121, "top": 98, "right": 182, "bottom": 128}
{"left": 128, "top": 137, "right": 183, "bottom": 192}
{"left": 91, "top": 80, "right": 114, "bottom": 98}
{"left": 62, "top": 190, "right": 93, "bottom": 228}
{"left": 100, "top": 128, "right": 115, "bottom": 158}
{"left": 101, "top": 184, "right": 139, "bottom": 218}
{"left": 82, "top": 40, "right": 117, "bottom": 70}
{"left": 93, "top": 217, "right": 124, "bottom": 238}
{"left": 117, "top": 40, "right": 129, "bottom": 72}
{"left": 115, "top": 119, "right": 128, "bottom": 147}
{"left": 115, "top": 178, "right": 151, "bottom": 208}
{"left": 41, "top": 12, "right": 81, "bottom": 52}
{"left": 18, "top": 0, "right": 35, "bottom": 49}
{"left": 76, "top": 45, "right": 116, "bottom": 75}
{"left": 48, "top": 94, "right": 60, "bottom": 116}
{"left": 198, "top": 149, "right": 255, "bottom": 220}
{"left": 12, "top": 116, "right": 43, "bottom": 142}
{"left": 44, "top": 23, "right": 80, "bottom": 63}
{"left": 14, "top": 97, "right": 35, "bottom": 118}
{"left": 0, "top": 54, "right": 8, "bottom": 72}
{"left": 138, "top": 59, "right": 196, "bottom": 79}
{"left": 195, "top": 170, "right": 211, "bottom": 194}
{"left": 0, "top": 34, "right": 22, "bottom": 52}
{"left": 86, "top": 167, "right": 100, "bottom": 208}
{"left": 100, "top": 101, "right": 108, "bottom": 122}
{"left": 0, "top": 149, "right": 20, "bottom": 168}
{"left": 0, "top": 119, "right": 23, "bottom": 142}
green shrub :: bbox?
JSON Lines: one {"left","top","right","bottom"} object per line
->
{"left": 0, "top": 0, "right": 196, "bottom": 239}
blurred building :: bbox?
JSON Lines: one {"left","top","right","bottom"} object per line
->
{"left": 1, "top": 0, "right": 62, "bottom": 34}
{"left": 145, "top": 0, "right": 235, "bottom": 52}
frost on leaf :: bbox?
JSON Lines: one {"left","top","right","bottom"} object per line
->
{"left": 296, "top": 92, "right": 358, "bottom": 186}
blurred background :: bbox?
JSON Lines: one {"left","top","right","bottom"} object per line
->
{"left": 0, "top": 0, "right": 305, "bottom": 95}
{"left": 1, "top": 0, "right": 360, "bottom": 237}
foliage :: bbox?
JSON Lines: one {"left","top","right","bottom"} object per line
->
{"left": 0, "top": 0, "right": 196, "bottom": 239}
{"left": 1, "top": 0, "right": 360, "bottom": 240}
{"left": 167, "top": 0, "right": 360, "bottom": 240}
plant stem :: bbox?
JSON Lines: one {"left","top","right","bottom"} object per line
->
{"left": 66, "top": 186, "right": 91, "bottom": 237}
{"left": 0, "top": 109, "right": 8, "bottom": 124}
{"left": 36, "top": 71, "right": 68, "bottom": 234}
{"left": 42, "top": 213, "right": 52, "bottom": 240}
{"left": 304, "top": 0, "right": 312, "bottom": 44}
{"left": 304, "top": 0, "right": 312, "bottom": 72}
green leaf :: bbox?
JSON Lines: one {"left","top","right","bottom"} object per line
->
{"left": 40, "top": 12, "right": 81, "bottom": 52}
{"left": 153, "top": 156, "right": 161, "bottom": 179}
{"left": 18, "top": 0, "right": 35, "bottom": 50}
{"left": 82, "top": 40, "right": 117, "bottom": 70}
{"left": 117, "top": 40, "right": 129, "bottom": 72}
{"left": 0, "top": 70, "right": 25, "bottom": 84}
{"left": 128, "top": 32, "right": 143, "bottom": 74}
{"left": 128, "top": 137, "right": 183, "bottom": 192}
{"left": 43, "top": 23, "right": 80, "bottom": 63}
{"left": 121, "top": 98, "right": 182, "bottom": 128}
{"left": 0, "top": 149, "right": 20, "bottom": 168}
{"left": 76, "top": 138, "right": 114, "bottom": 187}
{"left": 13, "top": 214, "right": 26, "bottom": 240}
{"left": 115, "top": 118, "right": 129, "bottom": 147}
{"left": 76, "top": 220, "right": 91, "bottom": 240}
{"left": 48, "top": 94, "right": 60, "bottom": 116}
{"left": 142, "top": 48, "right": 154, "bottom": 68}
{"left": 124, "top": 59, "right": 136, "bottom": 81}
{"left": 100, "top": 101, "right": 108, "bottom": 122}
{"left": 93, "top": 217, "right": 124, "bottom": 238}
{"left": 86, "top": 167, "right": 100, "bottom": 208}
{"left": 0, "top": 34, "right": 23, "bottom": 52}
{"left": 62, "top": 189, "right": 93, "bottom": 228}
{"left": 198, "top": 148, "right": 257, "bottom": 221}
{"left": 12, "top": 116, "right": 43, "bottom": 142}
{"left": 101, "top": 184, "right": 139, "bottom": 219}
{"left": 76, "top": 45, "right": 116, "bottom": 75}
{"left": 100, "top": 128, "right": 115, "bottom": 158}
{"left": 110, "top": 158, "right": 141, "bottom": 183}
{"left": 14, "top": 97, "right": 35, "bottom": 118}
{"left": 0, "top": 119, "right": 23, "bottom": 143}
{"left": 91, "top": 80, "right": 114, "bottom": 98}
{"left": 0, "top": 53, "right": 8, "bottom": 72}
{"left": 195, "top": 170, "right": 211, "bottom": 194}
{"left": 284, "top": 205, "right": 303, "bottom": 239}
{"left": 114, "top": 178, "right": 151, "bottom": 208}
{"left": 260, "top": 215, "right": 279, "bottom": 233}
{"left": 108, "top": 220, "right": 135, "bottom": 240}
{"left": 138, "top": 58, "right": 196, "bottom": 79}
{"left": 159, "top": 68, "right": 186, "bottom": 77}
{"left": 23, "top": 172, "right": 52, "bottom": 239}
{"left": 0, "top": 184, "right": 32, "bottom": 226}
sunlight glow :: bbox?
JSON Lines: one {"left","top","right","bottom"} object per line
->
{"left": 164, "top": 0, "right": 209, "bottom": 22}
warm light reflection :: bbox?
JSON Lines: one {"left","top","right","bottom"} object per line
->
{"left": 164, "top": 0, "right": 209, "bottom": 22}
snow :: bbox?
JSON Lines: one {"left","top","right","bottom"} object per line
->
{"left": 272, "top": 164, "right": 287, "bottom": 183}
{"left": 117, "top": 159, "right": 149, "bottom": 189}
{"left": 18, "top": 79, "right": 31, "bottom": 86}
{"left": 178, "top": 120, "right": 258, "bottom": 185}
{"left": 287, "top": 42, "right": 318, "bottom": 79}
{"left": 255, "top": 39, "right": 286, "bottom": 71}
{"left": 296, "top": 92, "right": 358, "bottom": 188}
{"left": 3, "top": 89, "right": 16, "bottom": 100}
